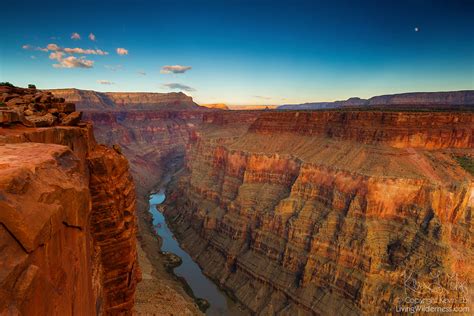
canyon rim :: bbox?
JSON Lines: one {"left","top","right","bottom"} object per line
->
{"left": 1, "top": 0, "right": 473, "bottom": 315}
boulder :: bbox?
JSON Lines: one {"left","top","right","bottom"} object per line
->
{"left": 56, "top": 102, "right": 76, "bottom": 113}
{"left": 25, "top": 113, "right": 57, "bottom": 127}
{"left": 6, "top": 97, "right": 26, "bottom": 107}
{"left": 24, "top": 109, "right": 34, "bottom": 116}
{"left": 61, "top": 111, "right": 82, "bottom": 126}
{"left": 0, "top": 110, "right": 20, "bottom": 124}
{"left": 40, "top": 95, "right": 51, "bottom": 103}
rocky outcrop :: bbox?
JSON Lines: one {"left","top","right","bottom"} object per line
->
{"left": 0, "top": 85, "right": 81, "bottom": 127}
{"left": 278, "top": 90, "right": 474, "bottom": 110}
{"left": 0, "top": 143, "right": 97, "bottom": 315}
{"left": 47, "top": 88, "right": 202, "bottom": 111}
{"left": 0, "top": 86, "right": 139, "bottom": 315}
{"left": 162, "top": 110, "right": 474, "bottom": 315}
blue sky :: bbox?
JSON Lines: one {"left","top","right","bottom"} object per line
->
{"left": 0, "top": 0, "right": 473, "bottom": 105}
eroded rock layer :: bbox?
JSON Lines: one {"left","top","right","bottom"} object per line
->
{"left": 47, "top": 88, "right": 201, "bottom": 111}
{"left": 163, "top": 110, "right": 474, "bottom": 315}
{"left": 278, "top": 90, "right": 474, "bottom": 110}
{"left": 0, "top": 87, "right": 139, "bottom": 315}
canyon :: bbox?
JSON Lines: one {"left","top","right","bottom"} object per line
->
{"left": 2, "top": 86, "right": 473, "bottom": 315}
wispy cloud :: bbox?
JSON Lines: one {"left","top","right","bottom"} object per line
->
{"left": 24, "top": 43, "right": 108, "bottom": 55}
{"left": 137, "top": 71, "right": 146, "bottom": 76}
{"left": 89, "top": 33, "right": 96, "bottom": 41}
{"left": 71, "top": 32, "right": 81, "bottom": 40}
{"left": 116, "top": 48, "right": 128, "bottom": 55}
{"left": 30, "top": 55, "right": 36, "bottom": 59}
{"left": 253, "top": 95, "right": 272, "bottom": 100}
{"left": 22, "top": 44, "right": 48, "bottom": 52}
{"left": 160, "top": 65, "right": 192, "bottom": 74}
{"left": 97, "top": 80, "right": 115, "bottom": 85}
{"left": 162, "top": 83, "right": 195, "bottom": 92}
{"left": 105, "top": 65, "right": 123, "bottom": 72}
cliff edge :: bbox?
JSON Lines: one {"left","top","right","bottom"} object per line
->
{"left": 0, "top": 85, "right": 140, "bottom": 315}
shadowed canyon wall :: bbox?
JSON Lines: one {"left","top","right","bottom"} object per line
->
{"left": 0, "top": 87, "right": 139, "bottom": 315}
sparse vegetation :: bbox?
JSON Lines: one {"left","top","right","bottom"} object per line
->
{"left": 454, "top": 155, "right": 474, "bottom": 175}
{"left": 28, "top": 84, "right": 36, "bottom": 89}
{"left": 0, "top": 82, "right": 15, "bottom": 88}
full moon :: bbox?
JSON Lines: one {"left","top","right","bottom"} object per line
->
{"left": 414, "top": 27, "right": 419, "bottom": 32}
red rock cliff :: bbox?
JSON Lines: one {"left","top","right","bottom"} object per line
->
{"left": 164, "top": 110, "right": 474, "bottom": 315}
{"left": 249, "top": 111, "right": 474, "bottom": 149}
{"left": 0, "top": 86, "right": 140, "bottom": 315}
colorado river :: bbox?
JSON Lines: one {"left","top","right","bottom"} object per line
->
{"left": 149, "top": 191, "right": 245, "bottom": 316}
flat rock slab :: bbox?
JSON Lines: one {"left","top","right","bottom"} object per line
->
{"left": 0, "top": 143, "right": 89, "bottom": 253}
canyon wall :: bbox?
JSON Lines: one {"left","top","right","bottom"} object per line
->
{"left": 163, "top": 110, "right": 473, "bottom": 315}
{"left": 49, "top": 87, "right": 474, "bottom": 314}
{"left": 48, "top": 88, "right": 202, "bottom": 111}
{"left": 0, "top": 87, "right": 139, "bottom": 315}
{"left": 249, "top": 111, "right": 474, "bottom": 149}
{"left": 278, "top": 90, "right": 474, "bottom": 110}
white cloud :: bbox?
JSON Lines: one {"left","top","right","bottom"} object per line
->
{"left": 89, "top": 33, "right": 96, "bottom": 41}
{"left": 49, "top": 51, "right": 65, "bottom": 61}
{"left": 30, "top": 55, "right": 37, "bottom": 59}
{"left": 160, "top": 65, "right": 192, "bottom": 74}
{"left": 63, "top": 47, "right": 108, "bottom": 55}
{"left": 53, "top": 56, "right": 94, "bottom": 68}
{"left": 253, "top": 95, "right": 272, "bottom": 100}
{"left": 49, "top": 52, "right": 93, "bottom": 68}
{"left": 116, "top": 48, "right": 128, "bottom": 55}
{"left": 97, "top": 80, "right": 115, "bottom": 85}
{"left": 46, "top": 43, "right": 61, "bottom": 51}
{"left": 162, "top": 83, "right": 195, "bottom": 92}
{"left": 23, "top": 42, "right": 108, "bottom": 69}
{"left": 137, "top": 71, "right": 146, "bottom": 76}
{"left": 71, "top": 32, "right": 81, "bottom": 40}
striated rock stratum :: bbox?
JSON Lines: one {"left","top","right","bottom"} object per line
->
{"left": 0, "top": 86, "right": 140, "bottom": 315}
{"left": 47, "top": 88, "right": 202, "bottom": 111}
{"left": 162, "top": 110, "right": 474, "bottom": 315}
{"left": 51, "top": 87, "right": 474, "bottom": 315}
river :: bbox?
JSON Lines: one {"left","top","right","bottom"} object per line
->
{"left": 149, "top": 190, "right": 246, "bottom": 316}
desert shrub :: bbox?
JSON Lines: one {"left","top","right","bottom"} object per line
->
{"left": 0, "top": 82, "right": 15, "bottom": 87}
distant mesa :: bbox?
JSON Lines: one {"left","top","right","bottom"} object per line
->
{"left": 278, "top": 90, "right": 474, "bottom": 110}
{"left": 229, "top": 104, "right": 278, "bottom": 110}
{"left": 46, "top": 88, "right": 204, "bottom": 111}
{"left": 201, "top": 103, "right": 230, "bottom": 110}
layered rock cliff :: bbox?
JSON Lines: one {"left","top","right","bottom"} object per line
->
{"left": 163, "top": 110, "right": 474, "bottom": 315}
{"left": 0, "top": 86, "right": 140, "bottom": 315}
{"left": 47, "top": 88, "right": 202, "bottom": 111}
{"left": 278, "top": 90, "right": 474, "bottom": 110}
{"left": 50, "top": 87, "right": 473, "bottom": 314}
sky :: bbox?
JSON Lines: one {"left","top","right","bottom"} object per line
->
{"left": 0, "top": 0, "right": 473, "bottom": 105}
